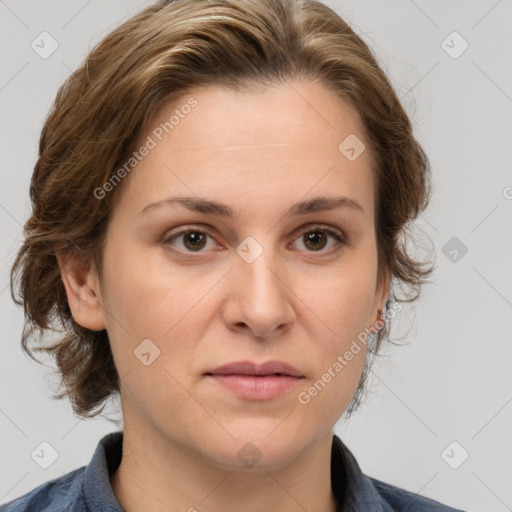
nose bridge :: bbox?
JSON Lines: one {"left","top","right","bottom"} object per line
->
{"left": 229, "top": 234, "right": 293, "bottom": 334}
{"left": 235, "top": 234, "right": 282, "bottom": 302}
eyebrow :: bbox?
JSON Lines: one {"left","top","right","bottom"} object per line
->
{"left": 139, "top": 195, "right": 365, "bottom": 218}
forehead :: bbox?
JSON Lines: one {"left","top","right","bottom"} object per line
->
{"left": 113, "top": 80, "right": 376, "bottom": 223}
{"left": 149, "top": 80, "right": 369, "bottom": 154}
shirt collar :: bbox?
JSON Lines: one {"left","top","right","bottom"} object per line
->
{"left": 332, "top": 434, "right": 390, "bottom": 511}
{"left": 81, "top": 430, "right": 387, "bottom": 512}
{"left": 82, "top": 430, "right": 124, "bottom": 512}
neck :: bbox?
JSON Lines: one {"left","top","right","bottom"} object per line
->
{"left": 110, "top": 426, "right": 339, "bottom": 512}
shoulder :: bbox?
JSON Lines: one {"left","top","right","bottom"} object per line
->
{"left": 0, "top": 467, "right": 86, "bottom": 512}
{"left": 368, "top": 476, "right": 467, "bottom": 511}
{"left": 1, "top": 430, "right": 123, "bottom": 512}
{"left": 331, "top": 434, "right": 466, "bottom": 512}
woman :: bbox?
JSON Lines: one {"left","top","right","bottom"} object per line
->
{"left": 3, "top": 0, "right": 466, "bottom": 510}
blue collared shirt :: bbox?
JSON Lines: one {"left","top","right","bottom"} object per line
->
{"left": 0, "top": 431, "right": 466, "bottom": 511}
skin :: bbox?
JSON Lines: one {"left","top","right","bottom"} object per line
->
{"left": 57, "top": 79, "right": 391, "bottom": 512}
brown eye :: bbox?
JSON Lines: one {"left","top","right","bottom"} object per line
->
{"left": 165, "top": 229, "right": 216, "bottom": 252}
{"left": 182, "top": 232, "right": 207, "bottom": 251}
{"left": 303, "top": 231, "right": 328, "bottom": 251}
{"left": 292, "top": 226, "right": 346, "bottom": 253}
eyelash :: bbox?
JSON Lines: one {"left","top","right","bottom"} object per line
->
{"left": 163, "top": 224, "right": 347, "bottom": 256}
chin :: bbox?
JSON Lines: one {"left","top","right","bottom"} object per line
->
{"left": 199, "top": 420, "right": 309, "bottom": 472}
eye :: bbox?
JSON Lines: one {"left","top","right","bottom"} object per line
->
{"left": 164, "top": 224, "right": 346, "bottom": 255}
{"left": 164, "top": 227, "right": 219, "bottom": 253}
{"left": 290, "top": 224, "right": 346, "bottom": 253}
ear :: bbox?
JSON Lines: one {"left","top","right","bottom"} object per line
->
{"left": 56, "top": 249, "right": 107, "bottom": 331}
{"left": 372, "top": 267, "right": 392, "bottom": 327}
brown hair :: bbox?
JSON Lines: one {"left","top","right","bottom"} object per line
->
{"left": 10, "top": 0, "right": 434, "bottom": 419}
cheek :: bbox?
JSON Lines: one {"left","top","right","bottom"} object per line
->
{"left": 101, "top": 248, "right": 213, "bottom": 429}
{"left": 290, "top": 256, "right": 376, "bottom": 420}
{"left": 102, "top": 240, "right": 212, "bottom": 336}
{"left": 99, "top": 245, "right": 217, "bottom": 389}
{"left": 300, "top": 258, "right": 377, "bottom": 344}
{"left": 294, "top": 335, "right": 367, "bottom": 437}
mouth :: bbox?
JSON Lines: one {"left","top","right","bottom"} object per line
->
{"left": 204, "top": 360, "right": 305, "bottom": 378}
{"left": 204, "top": 360, "right": 305, "bottom": 401}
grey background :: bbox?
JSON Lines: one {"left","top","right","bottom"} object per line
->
{"left": 1, "top": 1, "right": 511, "bottom": 511}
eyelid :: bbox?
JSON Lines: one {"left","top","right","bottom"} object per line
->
{"left": 164, "top": 223, "right": 347, "bottom": 253}
{"left": 291, "top": 222, "right": 345, "bottom": 240}
{"left": 290, "top": 223, "right": 347, "bottom": 252}
{"left": 164, "top": 225, "right": 223, "bottom": 252}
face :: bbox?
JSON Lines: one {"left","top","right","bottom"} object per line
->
{"left": 62, "top": 80, "right": 390, "bottom": 470}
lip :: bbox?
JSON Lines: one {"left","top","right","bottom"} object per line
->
{"left": 205, "top": 360, "right": 304, "bottom": 378}
{"left": 204, "top": 360, "right": 305, "bottom": 401}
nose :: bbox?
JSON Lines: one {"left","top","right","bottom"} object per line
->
{"left": 222, "top": 244, "right": 295, "bottom": 340}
